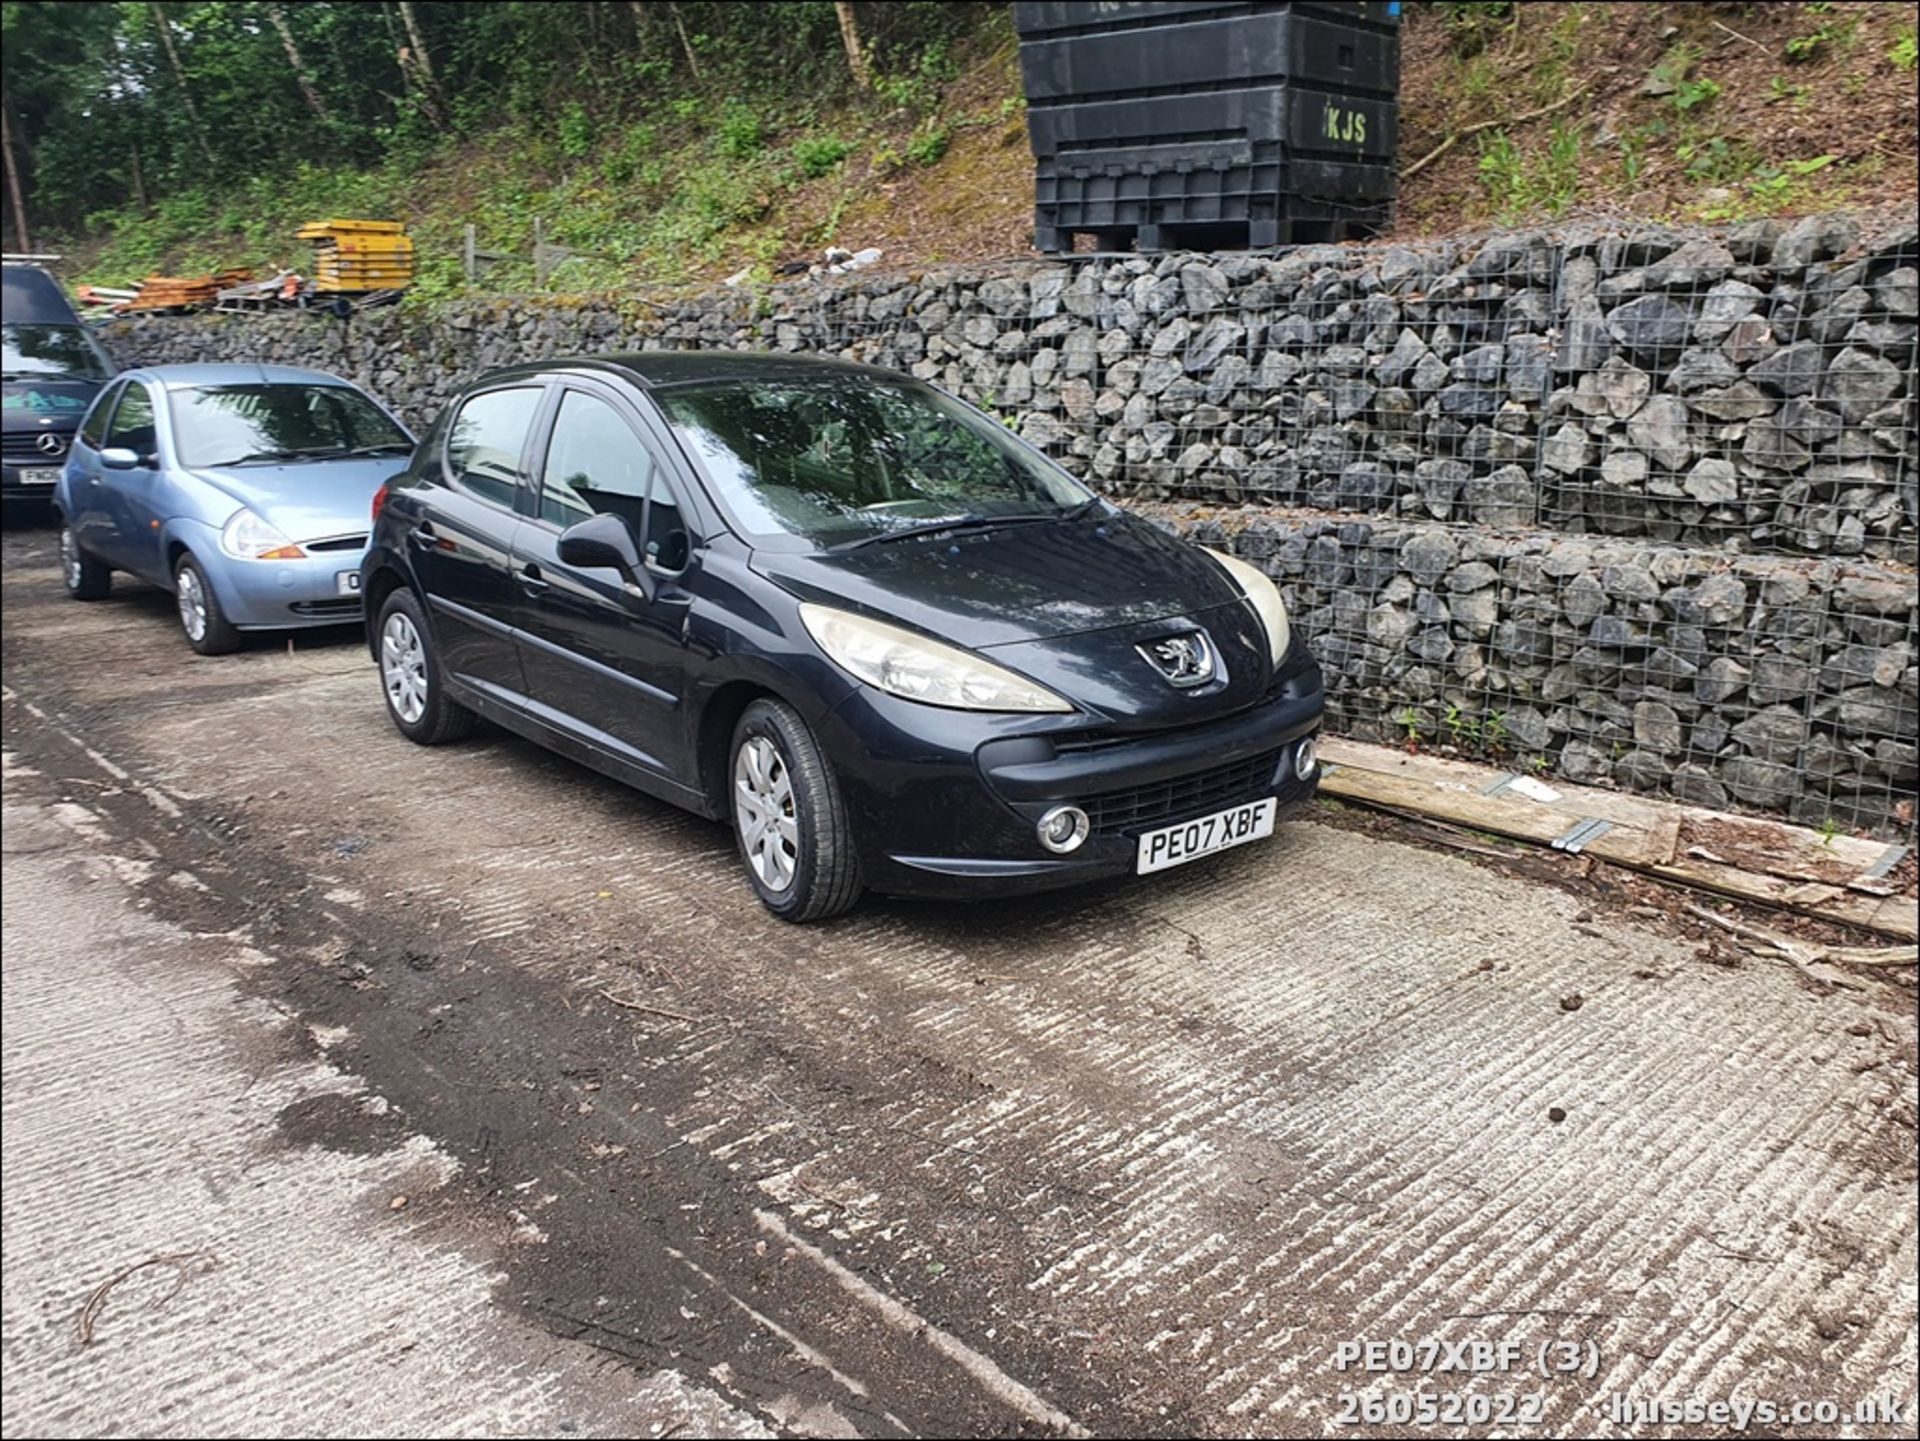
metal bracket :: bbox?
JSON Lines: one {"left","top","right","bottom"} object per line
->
{"left": 1551, "top": 817, "right": 1613, "bottom": 855}
{"left": 1862, "top": 844, "right": 1909, "bottom": 881}
{"left": 1479, "top": 773, "right": 1519, "bottom": 797}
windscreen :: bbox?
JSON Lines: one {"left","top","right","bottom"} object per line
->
{"left": 656, "top": 377, "right": 1090, "bottom": 547}
{"left": 170, "top": 384, "right": 411, "bottom": 468}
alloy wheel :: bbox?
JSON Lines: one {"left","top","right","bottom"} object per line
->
{"left": 734, "top": 735, "right": 799, "bottom": 892}
{"left": 176, "top": 566, "right": 208, "bottom": 642}
{"left": 381, "top": 610, "right": 428, "bottom": 724}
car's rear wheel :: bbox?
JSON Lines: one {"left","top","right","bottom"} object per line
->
{"left": 376, "top": 587, "right": 476, "bottom": 745}
{"left": 174, "top": 553, "right": 241, "bottom": 655}
{"left": 730, "top": 699, "right": 862, "bottom": 922}
{"left": 59, "top": 522, "right": 111, "bottom": 600}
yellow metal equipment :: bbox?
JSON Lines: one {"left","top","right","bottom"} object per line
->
{"left": 297, "top": 219, "right": 414, "bottom": 293}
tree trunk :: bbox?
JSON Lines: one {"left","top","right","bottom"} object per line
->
{"left": 834, "top": 2, "right": 871, "bottom": 90}
{"left": 397, "top": 0, "right": 437, "bottom": 85}
{"left": 669, "top": 4, "right": 702, "bottom": 80}
{"left": 394, "top": 0, "right": 449, "bottom": 130}
{"left": 150, "top": 3, "right": 220, "bottom": 167}
{"left": 2, "top": 101, "right": 30, "bottom": 254}
{"left": 266, "top": 3, "right": 332, "bottom": 124}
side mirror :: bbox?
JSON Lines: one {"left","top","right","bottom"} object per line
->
{"left": 100, "top": 447, "right": 141, "bottom": 470}
{"left": 558, "top": 512, "right": 653, "bottom": 599}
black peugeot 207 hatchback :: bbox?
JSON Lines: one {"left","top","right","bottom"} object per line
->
{"left": 362, "top": 352, "right": 1323, "bottom": 920}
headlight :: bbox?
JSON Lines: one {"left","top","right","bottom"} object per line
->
{"left": 1206, "top": 547, "right": 1291, "bottom": 666}
{"left": 221, "top": 508, "right": 305, "bottom": 560}
{"left": 800, "top": 603, "right": 1072, "bottom": 713}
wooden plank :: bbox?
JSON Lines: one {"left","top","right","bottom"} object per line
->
{"left": 1319, "top": 737, "right": 1892, "bottom": 875}
{"left": 1320, "top": 761, "right": 1917, "bottom": 942}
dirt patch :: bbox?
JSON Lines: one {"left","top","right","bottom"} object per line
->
{"left": 1677, "top": 816, "right": 1873, "bottom": 888}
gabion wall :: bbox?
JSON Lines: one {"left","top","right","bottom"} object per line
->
{"left": 105, "top": 212, "right": 1919, "bottom": 836}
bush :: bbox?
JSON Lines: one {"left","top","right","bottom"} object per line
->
{"left": 557, "top": 101, "right": 594, "bottom": 160}
{"left": 793, "top": 135, "right": 853, "bottom": 178}
{"left": 718, "top": 104, "right": 764, "bottom": 159}
{"left": 904, "top": 122, "right": 950, "bottom": 168}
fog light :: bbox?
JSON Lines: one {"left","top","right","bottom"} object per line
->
{"left": 1296, "top": 735, "right": 1318, "bottom": 779}
{"left": 1036, "top": 804, "right": 1090, "bottom": 854}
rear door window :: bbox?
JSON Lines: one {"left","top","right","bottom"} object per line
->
{"left": 445, "top": 386, "right": 542, "bottom": 507}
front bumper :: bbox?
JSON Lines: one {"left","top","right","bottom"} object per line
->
{"left": 815, "top": 646, "right": 1326, "bottom": 900}
{"left": 2, "top": 458, "right": 67, "bottom": 503}
{"left": 212, "top": 548, "right": 368, "bottom": 629}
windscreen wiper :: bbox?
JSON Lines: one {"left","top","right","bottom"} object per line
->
{"left": 835, "top": 513, "right": 1060, "bottom": 551}
{"left": 337, "top": 442, "right": 414, "bottom": 457}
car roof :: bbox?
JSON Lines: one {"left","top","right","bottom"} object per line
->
{"left": 121, "top": 362, "right": 359, "bottom": 389}
{"left": 473, "top": 350, "right": 902, "bottom": 392}
{"left": 2, "top": 264, "right": 83, "bottom": 327}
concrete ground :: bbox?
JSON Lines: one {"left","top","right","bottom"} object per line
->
{"left": 2, "top": 515, "right": 1915, "bottom": 1438}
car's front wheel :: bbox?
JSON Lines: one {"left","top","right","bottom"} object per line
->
{"left": 174, "top": 553, "right": 241, "bottom": 655}
{"left": 730, "top": 699, "right": 862, "bottom": 922}
{"left": 376, "top": 587, "right": 476, "bottom": 745}
{"left": 59, "top": 522, "right": 111, "bottom": 600}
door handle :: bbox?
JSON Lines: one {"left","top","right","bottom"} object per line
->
{"left": 517, "top": 563, "right": 550, "bottom": 594}
{"left": 408, "top": 523, "right": 438, "bottom": 551}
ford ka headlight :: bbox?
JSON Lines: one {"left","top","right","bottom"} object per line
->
{"left": 220, "top": 508, "right": 306, "bottom": 560}
{"left": 1205, "top": 547, "right": 1292, "bottom": 666}
{"left": 800, "top": 603, "right": 1071, "bottom": 713}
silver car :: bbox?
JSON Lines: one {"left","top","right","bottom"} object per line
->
{"left": 53, "top": 363, "right": 414, "bottom": 653}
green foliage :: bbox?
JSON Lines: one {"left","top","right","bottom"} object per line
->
{"left": 557, "top": 101, "right": 595, "bottom": 161}
{"left": 717, "top": 104, "right": 765, "bottom": 160}
{"left": 1397, "top": 706, "right": 1424, "bottom": 748}
{"left": 1435, "top": 1, "right": 1514, "bottom": 56}
{"left": 1648, "top": 42, "right": 1720, "bottom": 112}
{"left": 1765, "top": 75, "right": 1813, "bottom": 106}
{"left": 1476, "top": 121, "right": 1583, "bottom": 222}
{"left": 1698, "top": 154, "right": 1840, "bottom": 221}
{"left": 1786, "top": 11, "right": 1860, "bottom": 64}
{"left": 1890, "top": 30, "right": 1918, "bottom": 70}
{"left": 904, "top": 122, "right": 952, "bottom": 168}
{"left": 792, "top": 135, "right": 854, "bottom": 179}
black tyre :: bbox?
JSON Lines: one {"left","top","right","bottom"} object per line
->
{"left": 376, "top": 587, "right": 476, "bottom": 745}
{"left": 174, "top": 553, "right": 242, "bottom": 655}
{"left": 59, "top": 521, "right": 111, "bottom": 601}
{"left": 729, "top": 698, "right": 862, "bottom": 922}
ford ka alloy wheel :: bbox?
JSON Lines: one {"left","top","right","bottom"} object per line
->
{"left": 734, "top": 735, "right": 799, "bottom": 893}
{"left": 382, "top": 610, "right": 429, "bottom": 725}
{"left": 176, "top": 565, "right": 208, "bottom": 642}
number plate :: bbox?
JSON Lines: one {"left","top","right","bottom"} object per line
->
{"left": 18, "top": 467, "right": 62, "bottom": 486}
{"left": 1136, "top": 797, "right": 1278, "bottom": 875}
{"left": 335, "top": 570, "right": 362, "bottom": 596}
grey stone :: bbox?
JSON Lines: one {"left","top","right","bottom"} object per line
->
{"left": 1680, "top": 573, "right": 1748, "bottom": 626}
{"left": 1772, "top": 213, "right": 1857, "bottom": 268}
{"left": 1558, "top": 295, "right": 1612, "bottom": 372}
{"left": 1720, "top": 315, "right": 1776, "bottom": 366}
{"left": 1821, "top": 346, "right": 1903, "bottom": 421}
{"left": 1399, "top": 530, "right": 1459, "bottom": 586}
{"left": 1692, "top": 279, "right": 1764, "bottom": 341}
{"left": 1748, "top": 654, "right": 1812, "bottom": 705}
{"left": 1180, "top": 262, "right": 1230, "bottom": 315}
{"left": 1670, "top": 765, "right": 1730, "bottom": 806}
{"left": 1686, "top": 381, "right": 1774, "bottom": 421}
{"left": 1447, "top": 561, "right": 1500, "bottom": 592}
{"left": 1733, "top": 709, "right": 1809, "bottom": 763}
{"left": 1542, "top": 422, "right": 1591, "bottom": 474}
{"left": 1600, "top": 450, "right": 1649, "bottom": 488}
{"left": 1723, "top": 757, "right": 1801, "bottom": 807}
{"left": 1366, "top": 604, "right": 1419, "bottom": 646}
{"left": 1682, "top": 457, "right": 1739, "bottom": 505}
{"left": 1563, "top": 573, "right": 1607, "bottom": 628}
{"left": 1645, "top": 238, "right": 1736, "bottom": 288}
{"left": 1454, "top": 344, "right": 1504, "bottom": 383}
{"left": 1468, "top": 465, "right": 1536, "bottom": 529}
{"left": 1626, "top": 395, "right": 1691, "bottom": 472}
{"left": 1602, "top": 562, "right": 1659, "bottom": 601}
{"left": 1695, "top": 657, "right": 1751, "bottom": 705}
{"left": 1873, "top": 265, "right": 1919, "bottom": 318}
{"left": 1749, "top": 342, "right": 1823, "bottom": 396}
{"left": 1559, "top": 741, "right": 1613, "bottom": 783}
{"left": 1614, "top": 750, "right": 1672, "bottom": 791}
{"left": 1607, "top": 294, "right": 1693, "bottom": 361}
{"left": 1591, "top": 356, "right": 1651, "bottom": 419}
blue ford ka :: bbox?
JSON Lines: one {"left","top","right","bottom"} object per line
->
{"left": 53, "top": 363, "right": 414, "bottom": 653}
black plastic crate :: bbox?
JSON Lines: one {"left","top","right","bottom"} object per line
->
{"left": 1014, "top": 1, "right": 1401, "bottom": 252}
